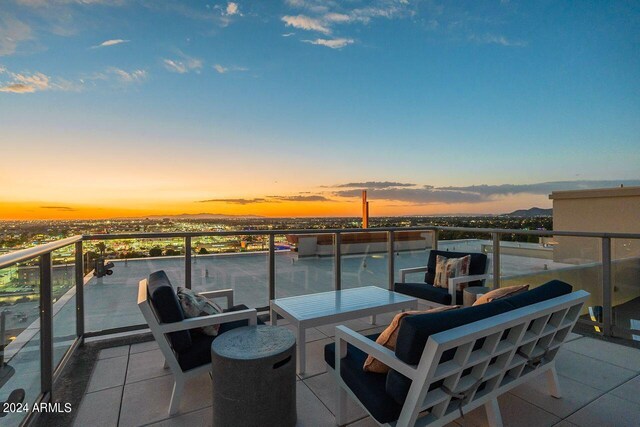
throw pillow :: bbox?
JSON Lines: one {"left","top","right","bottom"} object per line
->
{"left": 177, "top": 287, "right": 223, "bottom": 336}
{"left": 433, "top": 255, "right": 471, "bottom": 290}
{"left": 473, "top": 284, "right": 529, "bottom": 306}
{"left": 363, "top": 305, "right": 461, "bottom": 373}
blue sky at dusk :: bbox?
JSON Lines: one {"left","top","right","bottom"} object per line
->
{"left": 1, "top": 0, "right": 639, "bottom": 219}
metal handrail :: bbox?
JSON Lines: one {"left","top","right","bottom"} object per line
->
{"left": 80, "top": 227, "right": 640, "bottom": 240}
{"left": 0, "top": 235, "right": 82, "bottom": 269}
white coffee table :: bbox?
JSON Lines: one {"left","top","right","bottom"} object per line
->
{"left": 270, "top": 286, "right": 418, "bottom": 374}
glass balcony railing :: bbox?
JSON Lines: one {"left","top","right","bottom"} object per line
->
{"left": 1, "top": 227, "right": 639, "bottom": 425}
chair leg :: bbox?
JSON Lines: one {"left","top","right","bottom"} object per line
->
{"left": 168, "top": 378, "right": 184, "bottom": 415}
{"left": 336, "top": 385, "right": 348, "bottom": 426}
{"left": 485, "top": 398, "right": 503, "bottom": 427}
{"left": 546, "top": 366, "right": 562, "bottom": 398}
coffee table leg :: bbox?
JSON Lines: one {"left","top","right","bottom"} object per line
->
{"left": 297, "top": 327, "right": 306, "bottom": 374}
{"left": 270, "top": 307, "right": 278, "bottom": 325}
{"left": 369, "top": 314, "right": 377, "bottom": 325}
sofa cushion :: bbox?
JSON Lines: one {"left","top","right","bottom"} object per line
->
{"left": 180, "top": 304, "right": 264, "bottom": 371}
{"left": 501, "top": 280, "right": 572, "bottom": 309}
{"left": 147, "top": 270, "right": 192, "bottom": 354}
{"left": 364, "top": 306, "right": 461, "bottom": 373}
{"left": 425, "top": 250, "right": 487, "bottom": 287}
{"left": 325, "top": 334, "right": 403, "bottom": 424}
{"left": 395, "top": 300, "right": 513, "bottom": 365}
{"left": 394, "top": 282, "right": 461, "bottom": 305}
{"left": 473, "top": 284, "right": 529, "bottom": 306}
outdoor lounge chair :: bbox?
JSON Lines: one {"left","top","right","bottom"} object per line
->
{"left": 326, "top": 280, "right": 589, "bottom": 426}
{"left": 395, "top": 250, "right": 489, "bottom": 306}
{"left": 138, "top": 270, "right": 259, "bottom": 415}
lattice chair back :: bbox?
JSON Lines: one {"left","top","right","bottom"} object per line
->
{"left": 397, "top": 290, "right": 589, "bottom": 426}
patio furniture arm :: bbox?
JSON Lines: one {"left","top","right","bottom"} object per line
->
{"left": 199, "top": 288, "right": 234, "bottom": 308}
{"left": 159, "top": 308, "right": 257, "bottom": 333}
{"left": 334, "top": 325, "right": 417, "bottom": 379}
{"left": 399, "top": 266, "right": 428, "bottom": 283}
{"left": 448, "top": 274, "right": 491, "bottom": 305}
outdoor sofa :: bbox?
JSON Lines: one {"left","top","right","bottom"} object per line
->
{"left": 325, "top": 280, "right": 588, "bottom": 426}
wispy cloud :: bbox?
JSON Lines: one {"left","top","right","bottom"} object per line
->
{"left": 163, "top": 55, "right": 203, "bottom": 74}
{"left": 0, "top": 68, "right": 79, "bottom": 93}
{"left": 214, "top": 64, "right": 248, "bottom": 74}
{"left": 282, "top": 32, "right": 295, "bottom": 37}
{"left": 282, "top": 15, "right": 331, "bottom": 34}
{"left": 334, "top": 181, "right": 416, "bottom": 189}
{"left": 332, "top": 180, "right": 640, "bottom": 205}
{"left": 303, "top": 38, "right": 353, "bottom": 49}
{"left": 92, "top": 39, "right": 129, "bottom": 49}
{"left": 198, "top": 198, "right": 268, "bottom": 205}
{"left": 470, "top": 34, "right": 527, "bottom": 47}
{"left": 40, "top": 205, "right": 76, "bottom": 211}
{"left": 270, "top": 195, "right": 331, "bottom": 202}
{"left": 0, "top": 15, "right": 33, "bottom": 56}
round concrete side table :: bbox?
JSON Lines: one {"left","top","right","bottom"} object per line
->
{"left": 463, "top": 286, "right": 491, "bottom": 307}
{"left": 211, "top": 325, "right": 296, "bottom": 427}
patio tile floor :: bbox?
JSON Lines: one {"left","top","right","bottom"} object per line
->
{"left": 71, "top": 315, "right": 640, "bottom": 427}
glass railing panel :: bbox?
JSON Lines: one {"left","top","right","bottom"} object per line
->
{"left": 340, "top": 231, "right": 389, "bottom": 290}
{"left": 500, "top": 236, "right": 603, "bottom": 331}
{"left": 51, "top": 245, "right": 77, "bottom": 368}
{"left": 83, "top": 238, "right": 185, "bottom": 333}
{"left": 191, "top": 235, "right": 269, "bottom": 309}
{"left": 275, "top": 233, "right": 334, "bottom": 299}
{"left": 0, "top": 259, "right": 41, "bottom": 426}
{"left": 611, "top": 238, "right": 640, "bottom": 340}
{"left": 392, "top": 230, "right": 434, "bottom": 283}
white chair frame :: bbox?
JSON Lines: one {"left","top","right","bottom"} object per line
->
{"left": 331, "top": 290, "right": 589, "bottom": 427}
{"left": 399, "top": 259, "right": 490, "bottom": 306}
{"left": 138, "top": 279, "right": 257, "bottom": 415}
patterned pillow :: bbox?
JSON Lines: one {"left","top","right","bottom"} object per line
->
{"left": 473, "top": 284, "right": 529, "bottom": 306}
{"left": 176, "top": 287, "right": 223, "bottom": 336}
{"left": 433, "top": 255, "right": 471, "bottom": 290}
{"left": 363, "top": 305, "right": 461, "bottom": 373}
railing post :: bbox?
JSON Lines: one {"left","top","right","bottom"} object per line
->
{"left": 387, "top": 231, "right": 395, "bottom": 290}
{"left": 184, "top": 236, "right": 192, "bottom": 289}
{"left": 268, "top": 234, "right": 275, "bottom": 301}
{"left": 40, "top": 253, "right": 53, "bottom": 400}
{"left": 75, "top": 241, "right": 84, "bottom": 341}
{"left": 334, "top": 232, "right": 342, "bottom": 291}
{"left": 601, "top": 237, "right": 612, "bottom": 336}
{"left": 492, "top": 232, "right": 501, "bottom": 289}
{"left": 432, "top": 229, "right": 439, "bottom": 250}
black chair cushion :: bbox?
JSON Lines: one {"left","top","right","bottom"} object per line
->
{"left": 425, "top": 250, "right": 488, "bottom": 287}
{"left": 394, "top": 299, "right": 513, "bottom": 365}
{"left": 501, "top": 280, "right": 573, "bottom": 309}
{"left": 147, "top": 270, "right": 192, "bottom": 354}
{"left": 179, "top": 304, "right": 265, "bottom": 371}
{"left": 393, "top": 282, "right": 463, "bottom": 305}
{"left": 325, "top": 334, "right": 403, "bottom": 424}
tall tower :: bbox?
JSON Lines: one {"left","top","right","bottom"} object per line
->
{"left": 362, "top": 190, "right": 369, "bottom": 229}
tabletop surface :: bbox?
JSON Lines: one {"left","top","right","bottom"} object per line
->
{"left": 211, "top": 325, "right": 296, "bottom": 359}
{"left": 271, "top": 286, "right": 416, "bottom": 321}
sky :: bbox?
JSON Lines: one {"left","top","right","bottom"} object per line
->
{"left": 1, "top": 0, "right": 639, "bottom": 220}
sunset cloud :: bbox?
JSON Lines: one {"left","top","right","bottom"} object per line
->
{"left": 198, "top": 198, "right": 268, "bottom": 205}
{"left": 0, "top": 15, "right": 33, "bottom": 56}
{"left": 334, "top": 181, "right": 416, "bottom": 189}
{"left": 225, "top": 2, "right": 239, "bottom": 16}
{"left": 332, "top": 180, "right": 640, "bottom": 205}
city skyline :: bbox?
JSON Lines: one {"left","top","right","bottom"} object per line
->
{"left": 1, "top": 1, "right": 639, "bottom": 219}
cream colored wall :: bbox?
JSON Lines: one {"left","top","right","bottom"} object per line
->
{"left": 551, "top": 187, "right": 640, "bottom": 263}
